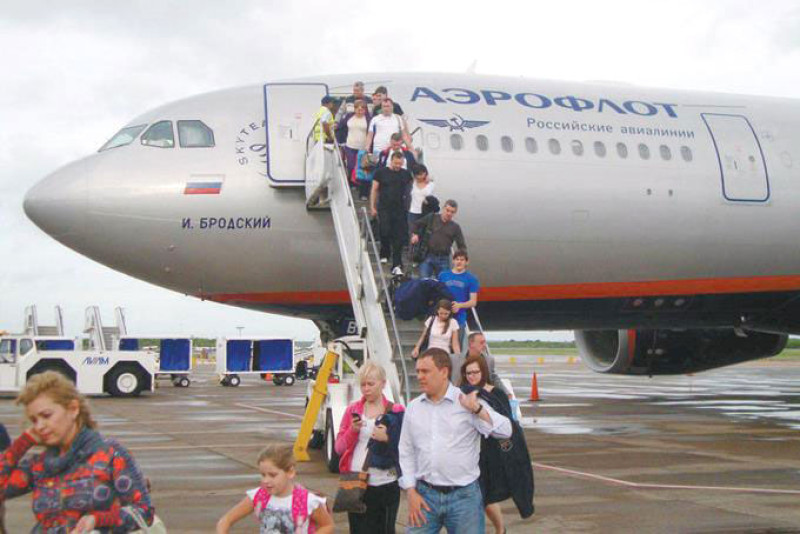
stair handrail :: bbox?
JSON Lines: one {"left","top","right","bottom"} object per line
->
{"left": 301, "top": 118, "right": 412, "bottom": 403}
{"left": 469, "top": 307, "right": 493, "bottom": 359}
{"left": 359, "top": 207, "right": 411, "bottom": 405}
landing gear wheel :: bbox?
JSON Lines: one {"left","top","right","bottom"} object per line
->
{"left": 228, "top": 374, "right": 241, "bottom": 387}
{"left": 325, "top": 410, "right": 340, "bottom": 473}
{"left": 283, "top": 375, "right": 296, "bottom": 386}
{"left": 107, "top": 366, "right": 143, "bottom": 397}
{"left": 272, "top": 375, "right": 285, "bottom": 386}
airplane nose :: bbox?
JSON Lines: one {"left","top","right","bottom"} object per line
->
{"left": 24, "top": 159, "right": 89, "bottom": 242}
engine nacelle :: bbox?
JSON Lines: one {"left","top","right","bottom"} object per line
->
{"left": 574, "top": 328, "right": 787, "bottom": 376}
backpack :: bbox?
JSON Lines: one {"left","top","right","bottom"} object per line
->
{"left": 252, "top": 484, "right": 315, "bottom": 533}
{"left": 393, "top": 278, "right": 454, "bottom": 320}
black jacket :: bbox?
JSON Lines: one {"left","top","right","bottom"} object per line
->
{"left": 478, "top": 388, "right": 535, "bottom": 518}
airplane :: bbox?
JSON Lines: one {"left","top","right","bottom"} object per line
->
{"left": 23, "top": 72, "right": 800, "bottom": 379}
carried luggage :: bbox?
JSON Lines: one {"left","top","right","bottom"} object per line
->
{"left": 393, "top": 278, "right": 454, "bottom": 320}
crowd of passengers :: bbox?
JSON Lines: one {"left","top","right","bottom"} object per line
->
{"left": 0, "top": 82, "right": 533, "bottom": 534}
{"left": 316, "top": 81, "right": 535, "bottom": 533}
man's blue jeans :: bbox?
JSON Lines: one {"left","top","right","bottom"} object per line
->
{"left": 407, "top": 480, "right": 485, "bottom": 534}
{"left": 419, "top": 254, "right": 450, "bottom": 279}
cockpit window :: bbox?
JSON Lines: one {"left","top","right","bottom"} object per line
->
{"left": 178, "top": 120, "right": 215, "bottom": 148}
{"left": 141, "top": 120, "right": 175, "bottom": 148}
{"left": 98, "top": 124, "right": 147, "bottom": 152}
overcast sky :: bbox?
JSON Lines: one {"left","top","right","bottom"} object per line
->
{"left": 2, "top": 1, "right": 799, "bottom": 341}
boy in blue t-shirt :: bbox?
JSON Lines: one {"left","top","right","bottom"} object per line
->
{"left": 438, "top": 250, "right": 479, "bottom": 337}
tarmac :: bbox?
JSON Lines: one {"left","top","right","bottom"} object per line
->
{"left": 4, "top": 355, "right": 800, "bottom": 533}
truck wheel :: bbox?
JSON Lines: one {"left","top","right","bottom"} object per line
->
{"left": 228, "top": 374, "right": 241, "bottom": 387}
{"left": 283, "top": 375, "right": 296, "bottom": 386}
{"left": 325, "top": 410, "right": 340, "bottom": 473}
{"left": 176, "top": 376, "right": 190, "bottom": 388}
{"left": 107, "top": 365, "right": 144, "bottom": 397}
{"left": 272, "top": 375, "right": 285, "bottom": 386}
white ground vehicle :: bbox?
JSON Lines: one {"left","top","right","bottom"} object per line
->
{"left": 0, "top": 333, "right": 157, "bottom": 397}
{"left": 0, "top": 305, "right": 158, "bottom": 397}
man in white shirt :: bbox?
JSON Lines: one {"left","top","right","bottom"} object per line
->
{"left": 366, "top": 98, "right": 414, "bottom": 155}
{"left": 399, "top": 348, "right": 512, "bottom": 533}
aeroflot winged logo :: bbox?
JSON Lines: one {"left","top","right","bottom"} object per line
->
{"left": 419, "top": 114, "right": 490, "bottom": 132}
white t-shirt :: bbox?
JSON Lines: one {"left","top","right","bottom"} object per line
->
{"left": 246, "top": 487, "right": 326, "bottom": 534}
{"left": 350, "top": 415, "right": 399, "bottom": 486}
{"left": 424, "top": 317, "right": 459, "bottom": 353}
{"left": 346, "top": 115, "right": 368, "bottom": 150}
{"left": 409, "top": 181, "right": 435, "bottom": 214}
{"left": 369, "top": 114, "right": 403, "bottom": 153}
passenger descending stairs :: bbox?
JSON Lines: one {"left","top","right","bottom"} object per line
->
{"left": 304, "top": 139, "right": 425, "bottom": 403}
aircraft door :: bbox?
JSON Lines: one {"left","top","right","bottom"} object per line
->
{"left": 0, "top": 338, "right": 18, "bottom": 389}
{"left": 263, "top": 83, "right": 329, "bottom": 186}
{"left": 701, "top": 113, "right": 769, "bottom": 202}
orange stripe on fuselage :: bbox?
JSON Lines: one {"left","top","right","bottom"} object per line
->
{"left": 207, "top": 274, "right": 800, "bottom": 306}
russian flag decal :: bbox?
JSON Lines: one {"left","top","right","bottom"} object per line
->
{"left": 184, "top": 181, "right": 222, "bottom": 195}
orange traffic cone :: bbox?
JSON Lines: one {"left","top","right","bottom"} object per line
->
{"left": 529, "top": 373, "right": 540, "bottom": 401}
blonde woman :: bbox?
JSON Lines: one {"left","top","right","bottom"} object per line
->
{"left": 335, "top": 362, "right": 405, "bottom": 534}
{"left": 0, "top": 371, "right": 154, "bottom": 533}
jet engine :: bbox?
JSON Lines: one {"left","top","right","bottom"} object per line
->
{"left": 574, "top": 328, "right": 787, "bottom": 376}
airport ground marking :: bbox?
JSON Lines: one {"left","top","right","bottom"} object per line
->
{"left": 129, "top": 443, "right": 266, "bottom": 451}
{"left": 533, "top": 462, "right": 800, "bottom": 495}
{"left": 235, "top": 402, "right": 304, "bottom": 419}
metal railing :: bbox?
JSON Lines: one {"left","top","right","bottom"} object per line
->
{"left": 302, "top": 116, "right": 412, "bottom": 403}
{"left": 360, "top": 207, "right": 411, "bottom": 404}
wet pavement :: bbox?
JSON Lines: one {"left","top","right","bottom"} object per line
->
{"left": 3, "top": 357, "right": 800, "bottom": 532}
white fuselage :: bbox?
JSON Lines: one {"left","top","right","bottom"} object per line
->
{"left": 24, "top": 73, "right": 800, "bottom": 330}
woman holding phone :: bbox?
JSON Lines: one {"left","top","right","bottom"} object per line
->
{"left": 335, "top": 362, "right": 405, "bottom": 534}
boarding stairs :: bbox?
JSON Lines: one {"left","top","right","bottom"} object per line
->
{"left": 83, "top": 306, "right": 128, "bottom": 352}
{"left": 23, "top": 305, "right": 65, "bottom": 337}
{"left": 304, "top": 131, "right": 424, "bottom": 403}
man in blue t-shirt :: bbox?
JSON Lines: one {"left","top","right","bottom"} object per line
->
{"left": 438, "top": 250, "right": 479, "bottom": 343}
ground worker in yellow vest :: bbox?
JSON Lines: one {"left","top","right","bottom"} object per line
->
{"left": 313, "top": 95, "right": 336, "bottom": 143}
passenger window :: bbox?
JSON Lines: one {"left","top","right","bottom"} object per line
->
{"left": 571, "top": 140, "right": 584, "bottom": 156}
{"left": 178, "top": 120, "right": 215, "bottom": 148}
{"left": 501, "top": 136, "right": 514, "bottom": 153}
{"left": 99, "top": 124, "right": 147, "bottom": 152}
{"left": 476, "top": 135, "right": 489, "bottom": 151}
{"left": 549, "top": 139, "right": 561, "bottom": 155}
{"left": 681, "top": 146, "right": 693, "bottom": 162}
{"left": 141, "top": 120, "right": 175, "bottom": 148}
{"left": 20, "top": 339, "right": 33, "bottom": 355}
{"left": 638, "top": 143, "right": 650, "bottom": 160}
{"left": 594, "top": 141, "right": 607, "bottom": 157}
{"left": 525, "top": 137, "right": 538, "bottom": 154}
{"left": 616, "top": 142, "right": 628, "bottom": 158}
{"left": 450, "top": 134, "right": 463, "bottom": 151}
{"left": 426, "top": 133, "right": 441, "bottom": 150}
{"left": 659, "top": 145, "right": 672, "bottom": 161}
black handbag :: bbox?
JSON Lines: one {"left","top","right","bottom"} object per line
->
{"left": 331, "top": 404, "right": 394, "bottom": 513}
{"left": 411, "top": 215, "right": 435, "bottom": 263}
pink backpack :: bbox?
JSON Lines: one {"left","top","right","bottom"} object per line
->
{"left": 252, "top": 484, "right": 314, "bottom": 533}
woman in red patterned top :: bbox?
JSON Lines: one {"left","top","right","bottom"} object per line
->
{"left": 0, "top": 371, "right": 154, "bottom": 533}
